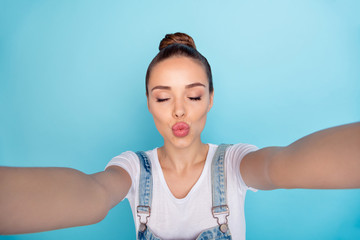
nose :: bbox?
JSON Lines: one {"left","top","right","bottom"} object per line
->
{"left": 173, "top": 100, "right": 185, "bottom": 119}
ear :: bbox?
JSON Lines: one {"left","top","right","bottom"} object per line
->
{"left": 207, "top": 91, "right": 214, "bottom": 112}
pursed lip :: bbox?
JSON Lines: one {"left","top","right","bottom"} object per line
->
{"left": 172, "top": 122, "right": 190, "bottom": 137}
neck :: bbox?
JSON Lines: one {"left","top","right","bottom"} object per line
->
{"left": 158, "top": 140, "right": 209, "bottom": 173}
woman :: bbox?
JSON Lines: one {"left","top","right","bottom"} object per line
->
{"left": 0, "top": 33, "right": 359, "bottom": 240}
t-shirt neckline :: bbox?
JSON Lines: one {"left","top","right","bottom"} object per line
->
{"left": 152, "top": 144, "right": 215, "bottom": 204}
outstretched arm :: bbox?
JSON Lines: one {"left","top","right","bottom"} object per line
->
{"left": 241, "top": 122, "right": 360, "bottom": 190}
{"left": 0, "top": 165, "right": 131, "bottom": 234}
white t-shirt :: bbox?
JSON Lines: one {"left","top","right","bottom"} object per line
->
{"left": 105, "top": 143, "right": 258, "bottom": 240}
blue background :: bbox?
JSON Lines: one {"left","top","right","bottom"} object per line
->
{"left": 1, "top": 0, "right": 359, "bottom": 239}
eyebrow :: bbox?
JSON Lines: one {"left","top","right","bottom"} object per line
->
{"left": 185, "top": 82, "right": 206, "bottom": 89}
{"left": 151, "top": 82, "right": 206, "bottom": 92}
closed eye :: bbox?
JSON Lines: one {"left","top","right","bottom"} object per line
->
{"left": 156, "top": 98, "right": 170, "bottom": 102}
{"left": 189, "top": 97, "right": 201, "bottom": 101}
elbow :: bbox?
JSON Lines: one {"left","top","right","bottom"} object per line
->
{"left": 91, "top": 200, "right": 109, "bottom": 225}
{"left": 91, "top": 210, "right": 108, "bottom": 225}
{"left": 77, "top": 175, "right": 112, "bottom": 227}
{"left": 88, "top": 184, "right": 111, "bottom": 225}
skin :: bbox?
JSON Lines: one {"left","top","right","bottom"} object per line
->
{"left": 146, "top": 56, "right": 214, "bottom": 198}
{"left": 0, "top": 55, "right": 359, "bottom": 234}
{"left": 242, "top": 122, "right": 360, "bottom": 190}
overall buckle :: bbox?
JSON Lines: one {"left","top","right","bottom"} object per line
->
{"left": 137, "top": 205, "right": 151, "bottom": 232}
{"left": 212, "top": 205, "right": 230, "bottom": 233}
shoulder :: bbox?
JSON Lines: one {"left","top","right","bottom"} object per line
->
{"left": 226, "top": 143, "right": 259, "bottom": 159}
{"left": 103, "top": 148, "right": 158, "bottom": 201}
{"left": 207, "top": 143, "right": 258, "bottom": 161}
{"left": 105, "top": 151, "right": 139, "bottom": 170}
{"left": 104, "top": 149, "right": 156, "bottom": 179}
{"left": 224, "top": 143, "right": 259, "bottom": 191}
{"left": 105, "top": 148, "right": 157, "bottom": 169}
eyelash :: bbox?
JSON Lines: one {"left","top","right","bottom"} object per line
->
{"left": 156, "top": 98, "right": 169, "bottom": 102}
{"left": 189, "top": 97, "right": 201, "bottom": 101}
{"left": 156, "top": 97, "right": 201, "bottom": 102}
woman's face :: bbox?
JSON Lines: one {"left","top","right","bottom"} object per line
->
{"left": 147, "top": 56, "right": 214, "bottom": 149}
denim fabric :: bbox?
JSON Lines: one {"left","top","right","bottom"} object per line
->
{"left": 136, "top": 151, "right": 153, "bottom": 211}
{"left": 211, "top": 144, "right": 232, "bottom": 218}
{"left": 196, "top": 225, "right": 232, "bottom": 240}
{"left": 136, "top": 144, "right": 233, "bottom": 240}
{"left": 137, "top": 227, "right": 161, "bottom": 240}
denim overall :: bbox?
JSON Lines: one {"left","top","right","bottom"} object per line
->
{"left": 135, "top": 144, "right": 232, "bottom": 240}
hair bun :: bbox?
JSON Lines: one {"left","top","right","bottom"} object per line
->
{"left": 159, "top": 32, "right": 196, "bottom": 51}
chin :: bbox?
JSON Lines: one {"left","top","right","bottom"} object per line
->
{"left": 171, "top": 140, "right": 192, "bottom": 149}
{"left": 167, "top": 133, "right": 200, "bottom": 149}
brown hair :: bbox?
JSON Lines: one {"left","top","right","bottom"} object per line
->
{"left": 146, "top": 32, "right": 213, "bottom": 96}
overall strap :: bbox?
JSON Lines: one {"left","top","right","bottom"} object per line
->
{"left": 135, "top": 151, "right": 153, "bottom": 232}
{"left": 211, "top": 144, "right": 232, "bottom": 233}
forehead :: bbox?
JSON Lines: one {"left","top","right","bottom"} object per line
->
{"left": 148, "top": 56, "right": 208, "bottom": 87}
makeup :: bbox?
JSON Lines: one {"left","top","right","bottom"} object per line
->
{"left": 172, "top": 122, "right": 190, "bottom": 137}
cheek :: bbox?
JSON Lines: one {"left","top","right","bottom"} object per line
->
{"left": 149, "top": 110, "right": 167, "bottom": 137}
{"left": 190, "top": 102, "right": 210, "bottom": 126}
{"left": 149, "top": 103, "right": 170, "bottom": 127}
{"left": 192, "top": 100, "right": 210, "bottom": 116}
